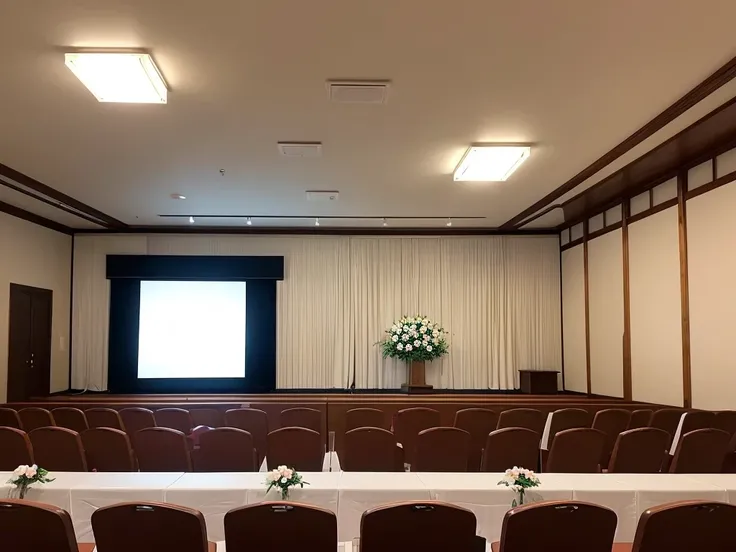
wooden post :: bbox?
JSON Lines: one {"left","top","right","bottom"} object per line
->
{"left": 401, "top": 360, "right": 433, "bottom": 394}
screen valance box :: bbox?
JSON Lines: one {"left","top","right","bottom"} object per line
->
{"left": 106, "top": 255, "right": 285, "bottom": 281}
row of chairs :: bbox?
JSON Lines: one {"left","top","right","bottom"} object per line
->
{"left": 5, "top": 497, "right": 736, "bottom": 552}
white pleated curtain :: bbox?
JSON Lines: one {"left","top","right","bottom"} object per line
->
{"left": 71, "top": 234, "right": 560, "bottom": 391}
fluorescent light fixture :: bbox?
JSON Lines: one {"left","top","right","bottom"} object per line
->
{"left": 315, "top": 217, "right": 320, "bottom": 227}
{"left": 189, "top": 216, "right": 195, "bottom": 224}
{"left": 64, "top": 52, "right": 168, "bottom": 103}
{"left": 246, "top": 217, "right": 252, "bottom": 226}
{"left": 446, "top": 218, "right": 453, "bottom": 227}
{"left": 382, "top": 218, "right": 388, "bottom": 227}
{"left": 453, "top": 144, "right": 531, "bottom": 182}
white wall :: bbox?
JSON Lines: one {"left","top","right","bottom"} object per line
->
{"left": 587, "top": 229, "right": 624, "bottom": 398}
{"left": 0, "top": 213, "right": 71, "bottom": 402}
{"left": 688, "top": 179, "right": 736, "bottom": 409}
{"left": 562, "top": 245, "right": 587, "bottom": 392}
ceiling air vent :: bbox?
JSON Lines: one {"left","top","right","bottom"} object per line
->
{"left": 278, "top": 142, "right": 322, "bottom": 158}
{"left": 327, "top": 80, "right": 390, "bottom": 104}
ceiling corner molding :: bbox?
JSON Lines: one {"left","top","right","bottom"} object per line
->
{"left": 0, "top": 200, "right": 74, "bottom": 235}
{"left": 501, "top": 54, "right": 736, "bottom": 229}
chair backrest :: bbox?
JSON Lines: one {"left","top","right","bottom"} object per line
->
{"left": 592, "top": 409, "right": 631, "bottom": 465}
{"left": 279, "top": 407, "right": 322, "bottom": 433}
{"left": 0, "top": 407, "right": 23, "bottom": 429}
{"left": 714, "top": 411, "right": 736, "bottom": 437}
{"left": 192, "top": 428, "right": 257, "bottom": 472}
{"left": 119, "top": 408, "right": 156, "bottom": 437}
{"left": 29, "top": 427, "right": 87, "bottom": 471}
{"left": 481, "top": 428, "right": 540, "bottom": 473}
{"left": 189, "top": 408, "right": 224, "bottom": 428}
{"left": 631, "top": 500, "right": 736, "bottom": 552}
{"left": 225, "top": 408, "right": 268, "bottom": 465}
{"left": 0, "top": 427, "right": 34, "bottom": 470}
{"left": 680, "top": 410, "right": 716, "bottom": 434}
{"left": 453, "top": 408, "right": 498, "bottom": 471}
{"left": 343, "top": 427, "right": 403, "bottom": 472}
{"left": 361, "top": 501, "right": 477, "bottom": 552}
{"left": 627, "top": 409, "right": 654, "bottom": 430}
{"left": 497, "top": 501, "right": 617, "bottom": 552}
{"left": 86, "top": 408, "right": 124, "bottom": 430}
{"left": 649, "top": 408, "right": 684, "bottom": 440}
{"left": 92, "top": 502, "right": 209, "bottom": 552}
{"left": 51, "top": 408, "right": 89, "bottom": 433}
{"left": 669, "top": 429, "right": 731, "bottom": 473}
{"left": 81, "top": 428, "right": 136, "bottom": 472}
{"left": 154, "top": 408, "right": 192, "bottom": 434}
{"left": 266, "top": 427, "right": 323, "bottom": 471}
{"left": 393, "top": 407, "right": 441, "bottom": 467}
{"left": 346, "top": 408, "right": 387, "bottom": 431}
{"left": 607, "top": 428, "right": 671, "bottom": 473}
{"left": 497, "top": 408, "right": 545, "bottom": 433}
{"left": 18, "top": 408, "right": 55, "bottom": 431}
{"left": 546, "top": 428, "right": 606, "bottom": 473}
{"left": 134, "top": 427, "right": 192, "bottom": 472}
{"left": 225, "top": 502, "right": 337, "bottom": 552}
{"left": 414, "top": 427, "right": 471, "bottom": 472}
{"left": 546, "top": 408, "right": 591, "bottom": 448}
{"left": 0, "top": 499, "right": 78, "bottom": 552}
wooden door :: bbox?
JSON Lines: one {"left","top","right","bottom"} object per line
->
{"left": 7, "top": 284, "right": 53, "bottom": 402}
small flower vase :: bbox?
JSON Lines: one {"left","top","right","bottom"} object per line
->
{"left": 280, "top": 487, "right": 289, "bottom": 500}
{"left": 512, "top": 489, "right": 525, "bottom": 508}
{"left": 10, "top": 484, "right": 29, "bottom": 500}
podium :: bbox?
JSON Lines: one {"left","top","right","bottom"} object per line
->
{"left": 401, "top": 360, "right": 433, "bottom": 394}
{"left": 519, "top": 370, "right": 559, "bottom": 394}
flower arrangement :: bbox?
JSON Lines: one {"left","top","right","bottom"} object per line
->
{"left": 265, "top": 465, "right": 308, "bottom": 500}
{"left": 497, "top": 466, "right": 540, "bottom": 507}
{"left": 7, "top": 464, "right": 54, "bottom": 499}
{"left": 379, "top": 315, "right": 449, "bottom": 362}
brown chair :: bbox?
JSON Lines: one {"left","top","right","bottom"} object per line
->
{"left": 631, "top": 501, "right": 736, "bottom": 552}
{"left": 346, "top": 408, "right": 387, "bottom": 431}
{"left": 607, "top": 428, "right": 671, "bottom": 473}
{"left": 454, "top": 408, "right": 498, "bottom": 471}
{"left": 393, "top": 407, "right": 441, "bottom": 467}
{"left": 714, "top": 411, "right": 736, "bottom": 437}
{"left": 29, "top": 427, "right": 87, "bottom": 471}
{"left": 546, "top": 428, "right": 606, "bottom": 473}
{"left": 497, "top": 408, "right": 545, "bottom": 433}
{"left": 343, "top": 427, "right": 403, "bottom": 472}
{"left": 0, "top": 499, "right": 78, "bottom": 552}
{"left": 0, "top": 427, "right": 34, "bottom": 470}
{"left": 266, "top": 427, "right": 323, "bottom": 471}
{"left": 723, "top": 433, "right": 736, "bottom": 474}
{"left": 52, "top": 408, "right": 89, "bottom": 433}
{"left": 86, "top": 408, "right": 124, "bottom": 430}
{"left": 649, "top": 408, "right": 684, "bottom": 440}
{"left": 0, "top": 407, "right": 23, "bottom": 429}
{"left": 361, "top": 502, "right": 477, "bottom": 552}
{"left": 119, "top": 407, "right": 156, "bottom": 437}
{"left": 225, "top": 502, "right": 337, "bottom": 552}
{"left": 669, "top": 429, "right": 730, "bottom": 473}
{"left": 91, "top": 502, "right": 211, "bottom": 552}
{"left": 190, "top": 408, "right": 224, "bottom": 428}
{"left": 545, "top": 408, "right": 591, "bottom": 448}
{"left": 134, "top": 427, "right": 192, "bottom": 472}
{"left": 680, "top": 410, "right": 716, "bottom": 435}
{"left": 192, "top": 428, "right": 257, "bottom": 472}
{"left": 492, "top": 501, "right": 617, "bottom": 552}
{"left": 225, "top": 408, "right": 268, "bottom": 465}
{"left": 592, "top": 408, "right": 631, "bottom": 466}
{"left": 18, "top": 407, "right": 55, "bottom": 431}
{"left": 153, "top": 408, "right": 192, "bottom": 434}
{"left": 414, "top": 427, "right": 471, "bottom": 472}
{"left": 279, "top": 407, "right": 322, "bottom": 433}
{"left": 628, "top": 409, "right": 654, "bottom": 430}
{"left": 481, "top": 428, "right": 540, "bottom": 473}
{"left": 82, "top": 428, "right": 136, "bottom": 472}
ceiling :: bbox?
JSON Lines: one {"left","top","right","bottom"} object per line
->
{"left": 1, "top": 0, "right": 736, "bottom": 230}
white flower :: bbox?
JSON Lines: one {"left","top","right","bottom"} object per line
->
{"left": 25, "top": 465, "right": 37, "bottom": 478}
{"left": 403, "top": 325, "right": 409, "bottom": 331}
{"left": 391, "top": 324, "right": 398, "bottom": 332}
{"left": 406, "top": 345, "right": 413, "bottom": 351}
{"left": 432, "top": 329, "right": 439, "bottom": 337}
{"left": 13, "top": 465, "right": 28, "bottom": 477}
{"left": 426, "top": 345, "right": 433, "bottom": 352}
{"left": 402, "top": 334, "right": 409, "bottom": 341}
{"left": 267, "top": 470, "right": 279, "bottom": 482}
{"left": 397, "top": 343, "right": 404, "bottom": 351}
{"left": 392, "top": 335, "right": 399, "bottom": 342}
{"left": 280, "top": 477, "right": 288, "bottom": 484}
{"left": 422, "top": 318, "right": 429, "bottom": 324}
{"left": 420, "top": 325, "right": 427, "bottom": 333}
{"left": 410, "top": 324, "right": 416, "bottom": 331}
{"left": 423, "top": 334, "right": 430, "bottom": 341}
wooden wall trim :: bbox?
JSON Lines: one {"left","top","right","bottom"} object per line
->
{"left": 621, "top": 201, "right": 632, "bottom": 401}
{"left": 677, "top": 172, "right": 693, "bottom": 408}
{"left": 587, "top": 221, "right": 623, "bottom": 242}
{"left": 0, "top": 199, "right": 73, "bottom": 235}
{"left": 686, "top": 168, "right": 736, "bottom": 200}
{"left": 560, "top": 237, "right": 584, "bottom": 252}
{"left": 628, "top": 198, "right": 678, "bottom": 225}
{"left": 583, "top": 220, "right": 592, "bottom": 395}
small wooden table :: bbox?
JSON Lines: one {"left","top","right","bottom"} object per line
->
{"left": 518, "top": 370, "right": 559, "bottom": 394}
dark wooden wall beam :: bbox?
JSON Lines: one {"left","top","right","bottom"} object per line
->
{"left": 583, "top": 220, "right": 592, "bottom": 395}
{"left": 0, "top": 200, "right": 73, "bottom": 235}
{"left": 677, "top": 172, "right": 693, "bottom": 408}
{"left": 621, "top": 200, "right": 632, "bottom": 401}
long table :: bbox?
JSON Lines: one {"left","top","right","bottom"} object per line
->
{"left": 4, "top": 472, "right": 736, "bottom": 543}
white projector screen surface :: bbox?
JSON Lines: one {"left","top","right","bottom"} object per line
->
{"left": 137, "top": 281, "right": 246, "bottom": 379}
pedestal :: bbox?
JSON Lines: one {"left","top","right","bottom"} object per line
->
{"left": 519, "top": 370, "right": 559, "bottom": 394}
{"left": 401, "top": 360, "right": 433, "bottom": 394}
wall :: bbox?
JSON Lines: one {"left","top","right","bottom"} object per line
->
{"left": 0, "top": 213, "right": 72, "bottom": 402}
{"left": 561, "top": 245, "right": 586, "bottom": 392}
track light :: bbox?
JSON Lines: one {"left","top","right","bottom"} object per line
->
{"left": 315, "top": 217, "right": 320, "bottom": 227}
{"left": 246, "top": 217, "right": 252, "bottom": 226}
{"left": 189, "top": 216, "right": 195, "bottom": 224}
{"left": 446, "top": 218, "right": 452, "bottom": 227}
{"left": 382, "top": 218, "right": 388, "bottom": 227}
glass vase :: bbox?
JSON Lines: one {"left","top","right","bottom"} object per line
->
{"left": 9, "top": 484, "right": 29, "bottom": 500}
{"left": 280, "top": 487, "right": 289, "bottom": 500}
{"left": 512, "top": 489, "right": 525, "bottom": 508}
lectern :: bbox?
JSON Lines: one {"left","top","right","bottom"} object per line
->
{"left": 401, "top": 360, "right": 433, "bottom": 394}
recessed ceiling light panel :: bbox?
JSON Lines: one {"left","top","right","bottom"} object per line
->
{"left": 64, "top": 52, "right": 168, "bottom": 103}
{"left": 454, "top": 144, "right": 531, "bottom": 182}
